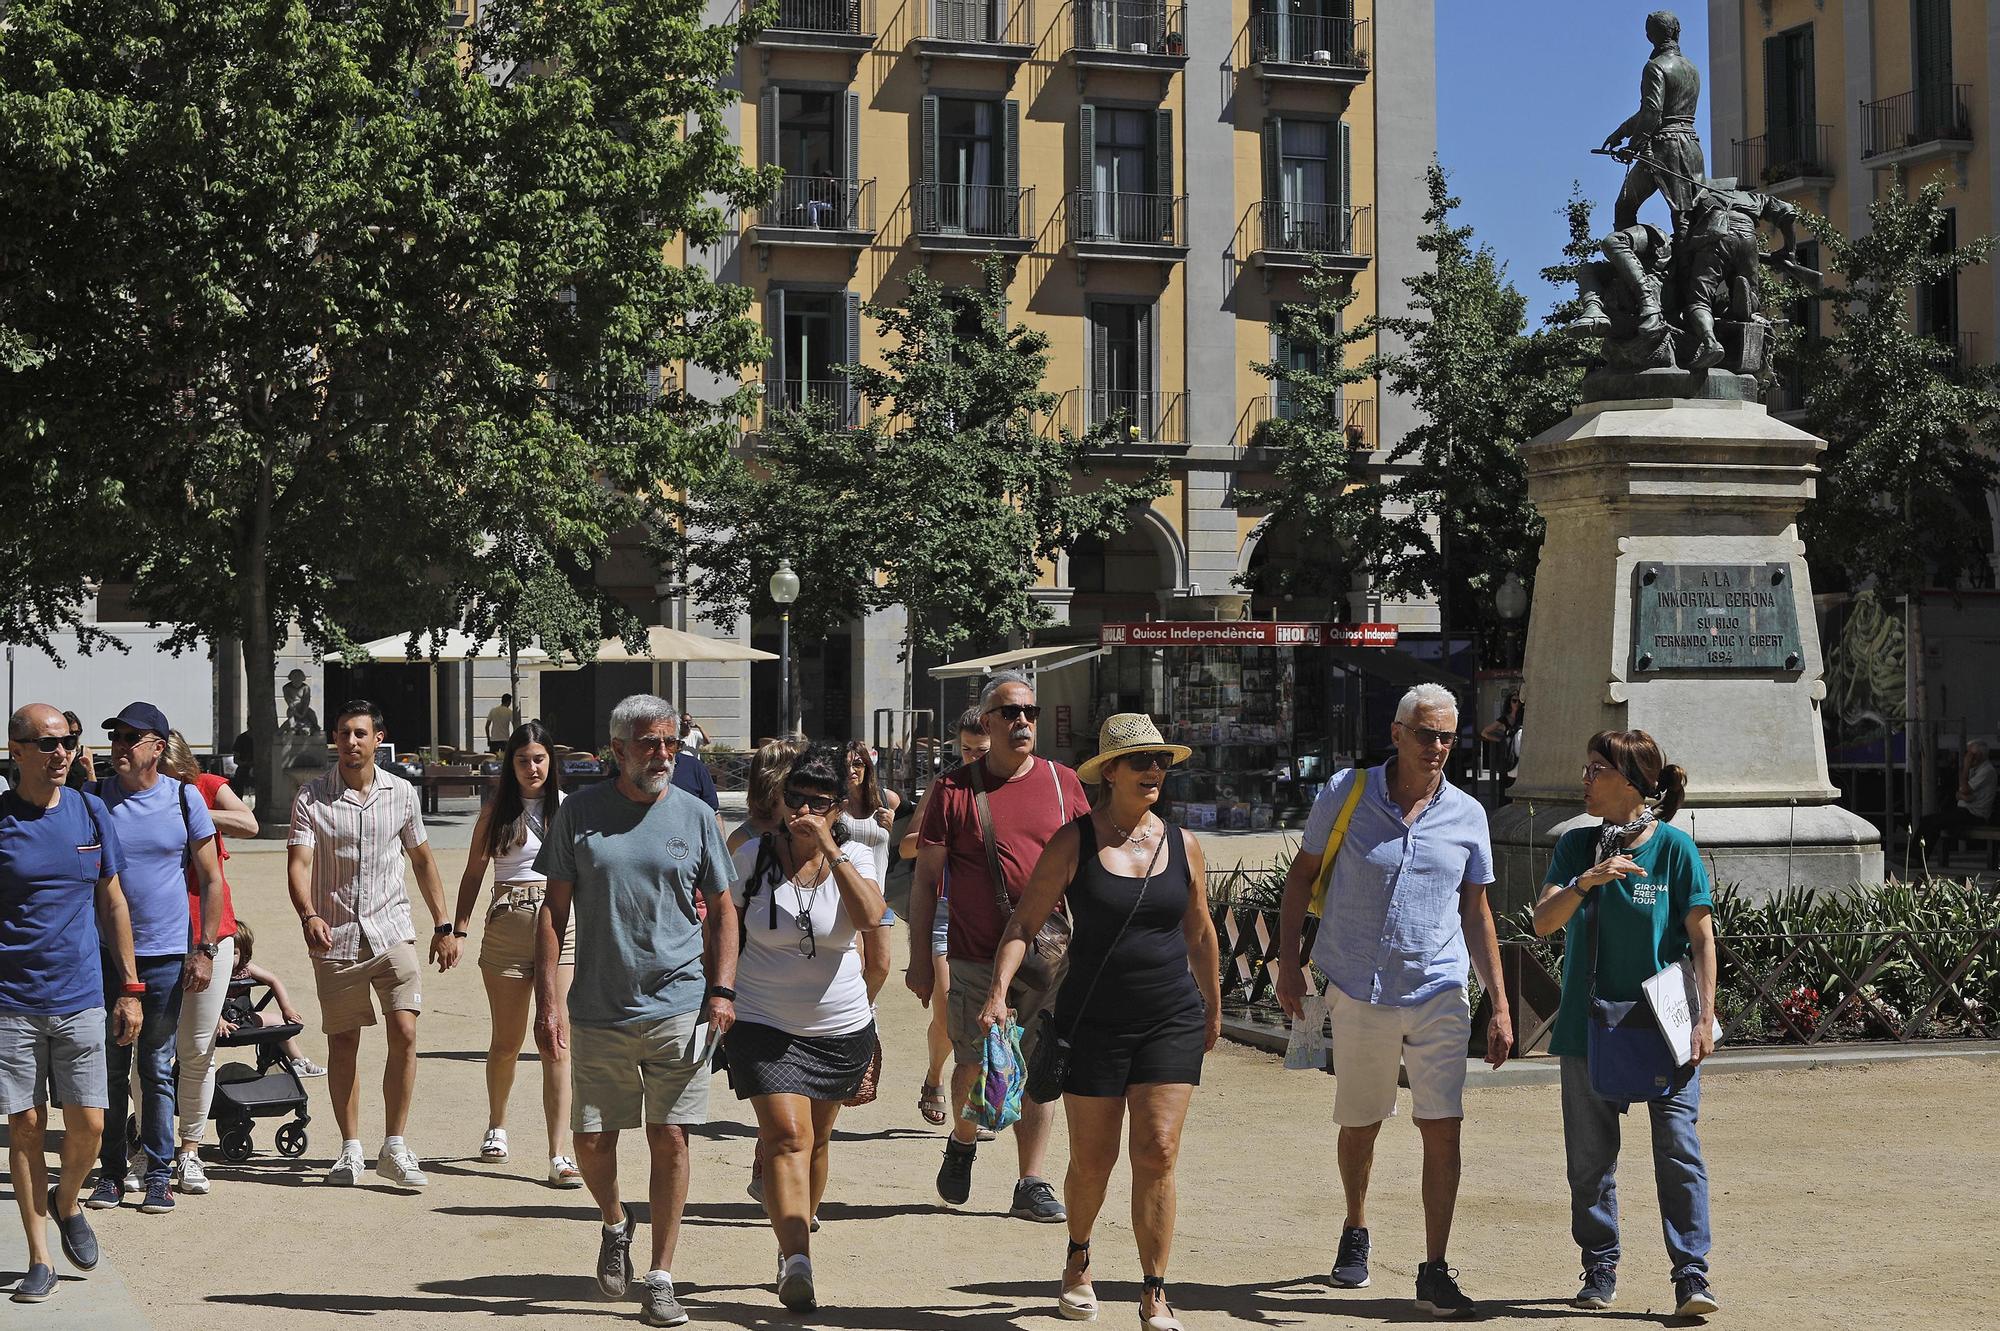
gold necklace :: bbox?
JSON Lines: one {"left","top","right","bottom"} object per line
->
{"left": 1110, "top": 812, "right": 1158, "bottom": 847}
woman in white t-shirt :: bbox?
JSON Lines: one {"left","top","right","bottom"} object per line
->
{"left": 723, "top": 743, "right": 886, "bottom": 1314}
{"left": 450, "top": 722, "right": 579, "bottom": 1188}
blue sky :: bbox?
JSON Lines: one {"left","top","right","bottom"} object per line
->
{"left": 1437, "top": 0, "right": 1710, "bottom": 323}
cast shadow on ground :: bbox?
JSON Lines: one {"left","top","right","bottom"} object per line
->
{"left": 961, "top": 1275, "right": 1668, "bottom": 1325}
{"left": 696, "top": 1119, "right": 935, "bottom": 1144}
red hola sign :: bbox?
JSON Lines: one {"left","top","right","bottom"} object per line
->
{"left": 1097, "top": 622, "right": 1398, "bottom": 648}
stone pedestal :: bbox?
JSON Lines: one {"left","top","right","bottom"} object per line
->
{"left": 1488, "top": 398, "right": 1881, "bottom": 911}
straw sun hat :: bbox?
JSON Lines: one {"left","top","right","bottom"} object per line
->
{"left": 1076, "top": 713, "right": 1193, "bottom": 785}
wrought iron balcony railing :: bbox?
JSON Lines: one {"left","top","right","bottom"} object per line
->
{"left": 1066, "top": 189, "right": 1186, "bottom": 249}
{"left": 1238, "top": 393, "right": 1374, "bottom": 450}
{"left": 1247, "top": 12, "right": 1368, "bottom": 71}
{"left": 1860, "top": 85, "right": 1972, "bottom": 161}
{"left": 756, "top": 176, "right": 877, "bottom": 237}
{"left": 1254, "top": 200, "right": 1370, "bottom": 257}
{"left": 1070, "top": 1, "right": 1185, "bottom": 58}
{"left": 1734, "top": 123, "right": 1834, "bottom": 184}
{"left": 915, "top": 0, "right": 1033, "bottom": 46}
{"left": 916, "top": 182, "right": 1032, "bottom": 241}
{"left": 762, "top": 377, "right": 867, "bottom": 431}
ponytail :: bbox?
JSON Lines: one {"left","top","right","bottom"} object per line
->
{"left": 1656, "top": 763, "right": 1688, "bottom": 822}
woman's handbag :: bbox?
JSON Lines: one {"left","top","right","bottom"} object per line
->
{"left": 976, "top": 760, "right": 1072, "bottom": 993}
{"left": 842, "top": 1033, "right": 884, "bottom": 1107}
{"left": 1584, "top": 897, "right": 1679, "bottom": 1102}
{"left": 1023, "top": 830, "right": 1166, "bottom": 1104}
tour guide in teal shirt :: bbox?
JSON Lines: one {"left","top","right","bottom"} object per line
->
{"left": 1273, "top": 683, "right": 1511, "bottom": 1318}
{"left": 531, "top": 695, "right": 739, "bottom": 1328}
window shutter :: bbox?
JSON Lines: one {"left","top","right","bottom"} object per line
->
{"left": 1338, "top": 119, "right": 1352, "bottom": 248}
{"left": 765, "top": 287, "right": 787, "bottom": 400}
{"left": 921, "top": 95, "right": 939, "bottom": 231}
{"left": 1088, "top": 303, "right": 1106, "bottom": 413}
{"left": 1003, "top": 98, "right": 1021, "bottom": 234}
{"left": 1262, "top": 116, "right": 1282, "bottom": 201}
{"left": 1153, "top": 107, "right": 1174, "bottom": 200}
{"left": 843, "top": 290, "right": 863, "bottom": 426}
{"left": 1137, "top": 303, "right": 1154, "bottom": 422}
{"left": 1080, "top": 103, "right": 1096, "bottom": 232}
{"left": 759, "top": 83, "right": 780, "bottom": 168}
{"left": 1797, "top": 24, "right": 1816, "bottom": 138}
{"left": 843, "top": 89, "right": 862, "bottom": 226}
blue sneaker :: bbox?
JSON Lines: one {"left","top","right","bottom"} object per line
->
{"left": 137, "top": 1178, "right": 175, "bottom": 1214}
{"left": 50, "top": 1188, "right": 98, "bottom": 1271}
{"left": 11, "top": 1263, "right": 56, "bottom": 1303}
{"left": 1575, "top": 1264, "right": 1616, "bottom": 1310}
{"left": 1674, "top": 1274, "right": 1719, "bottom": 1319}
{"left": 1330, "top": 1225, "right": 1371, "bottom": 1288}
{"left": 83, "top": 1176, "right": 123, "bottom": 1210}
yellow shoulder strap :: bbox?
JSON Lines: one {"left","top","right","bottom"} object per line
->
{"left": 1306, "top": 768, "right": 1369, "bottom": 917}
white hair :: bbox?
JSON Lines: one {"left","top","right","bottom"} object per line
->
{"left": 1395, "top": 683, "right": 1459, "bottom": 725}
{"left": 609, "top": 693, "right": 680, "bottom": 741}
{"left": 978, "top": 671, "right": 1034, "bottom": 708}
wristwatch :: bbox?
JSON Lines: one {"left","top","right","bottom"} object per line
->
{"left": 194, "top": 943, "right": 219, "bottom": 960}
{"left": 435, "top": 922, "right": 467, "bottom": 939}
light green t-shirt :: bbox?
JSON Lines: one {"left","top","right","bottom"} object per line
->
{"left": 1544, "top": 821, "right": 1713, "bottom": 1058}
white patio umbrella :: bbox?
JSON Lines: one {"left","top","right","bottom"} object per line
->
{"left": 544, "top": 626, "right": 777, "bottom": 708}
{"left": 334, "top": 632, "right": 553, "bottom": 760}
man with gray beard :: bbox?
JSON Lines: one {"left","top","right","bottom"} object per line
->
{"left": 533, "top": 695, "right": 740, "bottom": 1327}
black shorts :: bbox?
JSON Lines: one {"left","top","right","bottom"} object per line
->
{"left": 1060, "top": 1004, "right": 1206, "bottom": 1098}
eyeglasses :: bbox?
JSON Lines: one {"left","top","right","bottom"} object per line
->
{"left": 109, "top": 729, "right": 159, "bottom": 747}
{"left": 1582, "top": 761, "right": 1622, "bottom": 784}
{"left": 21, "top": 734, "right": 82, "bottom": 754}
{"left": 797, "top": 906, "right": 817, "bottom": 959}
{"left": 783, "top": 789, "right": 839, "bottom": 815}
{"left": 623, "top": 735, "right": 679, "bottom": 753}
{"left": 1401, "top": 723, "right": 1458, "bottom": 750}
{"left": 1121, "top": 751, "right": 1174, "bottom": 771}
{"left": 986, "top": 703, "right": 1042, "bottom": 723}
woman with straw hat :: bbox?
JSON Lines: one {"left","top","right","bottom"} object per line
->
{"left": 979, "top": 713, "right": 1221, "bottom": 1331}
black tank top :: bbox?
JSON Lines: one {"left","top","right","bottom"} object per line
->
{"left": 1055, "top": 815, "right": 1202, "bottom": 1027}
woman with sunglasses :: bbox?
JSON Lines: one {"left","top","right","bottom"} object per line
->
{"left": 980, "top": 714, "right": 1221, "bottom": 1331}
{"left": 61, "top": 711, "right": 95, "bottom": 788}
{"left": 1532, "top": 729, "right": 1718, "bottom": 1319}
{"left": 724, "top": 743, "right": 887, "bottom": 1313}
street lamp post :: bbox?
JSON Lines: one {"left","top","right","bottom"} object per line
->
{"left": 770, "top": 559, "right": 800, "bottom": 736}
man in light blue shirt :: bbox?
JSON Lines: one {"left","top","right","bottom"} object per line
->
{"left": 1275, "top": 684, "right": 1512, "bottom": 1317}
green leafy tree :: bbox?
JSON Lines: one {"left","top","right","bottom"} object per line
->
{"left": 1796, "top": 180, "right": 2000, "bottom": 596}
{"left": 0, "top": 1, "right": 770, "bottom": 810}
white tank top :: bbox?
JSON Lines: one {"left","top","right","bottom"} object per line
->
{"left": 491, "top": 793, "right": 562, "bottom": 884}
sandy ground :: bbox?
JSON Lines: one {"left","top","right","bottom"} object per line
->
{"left": 9, "top": 839, "right": 2000, "bottom": 1330}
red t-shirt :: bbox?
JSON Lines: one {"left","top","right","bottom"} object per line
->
{"left": 919, "top": 756, "right": 1089, "bottom": 963}
{"left": 186, "top": 772, "right": 239, "bottom": 943}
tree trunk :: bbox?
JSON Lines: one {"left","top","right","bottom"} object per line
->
{"left": 901, "top": 627, "right": 917, "bottom": 797}
{"left": 507, "top": 638, "right": 522, "bottom": 738}
{"left": 244, "top": 459, "right": 281, "bottom": 831}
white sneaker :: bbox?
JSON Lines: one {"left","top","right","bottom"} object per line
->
{"left": 175, "top": 1152, "right": 209, "bottom": 1195}
{"left": 326, "top": 1143, "right": 365, "bottom": 1185}
{"left": 548, "top": 1155, "right": 583, "bottom": 1188}
{"left": 480, "top": 1127, "right": 508, "bottom": 1160}
{"left": 123, "top": 1152, "right": 143, "bottom": 1194}
{"left": 777, "top": 1253, "right": 816, "bottom": 1312}
{"left": 376, "top": 1144, "right": 429, "bottom": 1187}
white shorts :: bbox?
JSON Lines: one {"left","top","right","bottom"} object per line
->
{"left": 1328, "top": 984, "right": 1470, "bottom": 1127}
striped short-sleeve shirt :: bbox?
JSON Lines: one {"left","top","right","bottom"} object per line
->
{"left": 288, "top": 767, "right": 428, "bottom": 963}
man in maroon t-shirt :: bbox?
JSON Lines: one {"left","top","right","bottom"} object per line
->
{"left": 905, "top": 672, "right": 1087, "bottom": 1220}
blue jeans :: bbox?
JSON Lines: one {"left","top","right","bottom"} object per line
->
{"left": 1559, "top": 1054, "right": 1711, "bottom": 1280}
{"left": 100, "top": 953, "right": 185, "bottom": 1185}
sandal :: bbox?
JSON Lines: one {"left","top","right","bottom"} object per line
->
{"left": 480, "top": 1128, "right": 508, "bottom": 1160}
{"left": 919, "top": 1081, "right": 948, "bottom": 1126}
{"left": 1139, "top": 1275, "right": 1185, "bottom": 1331}
{"left": 1059, "top": 1239, "right": 1098, "bottom": 1322}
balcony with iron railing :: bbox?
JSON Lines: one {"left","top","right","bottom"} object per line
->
{"left": 1066, "top": 189, "right": 1188, "bottom": 261}
{"left": 1236, "top": 200, "right": 1372, "bottom": 277}
{"left": 1241, "top": 12, "right": 1369, "bottom": 90}
{"left": 909, "top": 0, "right": 1036, "bottom": 76}
{"left": 754, "top": 0, "right": 876, "bottom": 53}
{"left": 1860, "top": 85, "right": 1972, "bottom": 166}
{"left": 1043, "top": 388, "right": 1188, "bottom": 446}
{"left": 1733, "top": 123, "right": 1834, "bottom": 189}
{"left": 752, "top": 176, "right": 878, "bottom": 248}
{"left": 915, "top": 182, "right": 1035, "bottom": 254}
{"left": 1068, "top": 2, "right": 1187, "bottom": 77}
{"left": 1236, "top": 393, "right": 1374, "bottom": 451}
{"left": 760, "top": 377, "right": 869, "bottom": 433}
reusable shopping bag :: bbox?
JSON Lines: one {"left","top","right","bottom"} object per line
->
{"left": 1284, "top": 991, "right": 1333, "bottom": 1071}
{"left": 965, "top": 1017, "right": 1025, "bottom": 1132}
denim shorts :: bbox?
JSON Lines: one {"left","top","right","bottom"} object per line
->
{"left": 0, "top": 1009, "right": 109, "bottom": 1116}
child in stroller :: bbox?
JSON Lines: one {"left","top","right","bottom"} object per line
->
{"left": 217, "top": 923, "right": 325, "bottom": 1078}
{"left": 206, "top": 922, "right": 318, "bottom": 1163}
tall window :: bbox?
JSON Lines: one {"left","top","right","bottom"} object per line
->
{"left": 1913, "top": 0, "right": 1955, "bottom": 135}
{"left": 1263, "top": 117, "right": 1347, "bottom": 250}
{"left": 933, "top": 0, "right": 998, "bottom": 41}
{"left": 1274, "top": 334, "right": 1321, "bottom": 421}
{"left": 937, "top": 99, "right": 997, "bottom": 232}
{"left": 1918, "top": 209, "right": 1960, "bottom": 361}
{"left": 778, "top": 91, "right": 837, "bottom": 180}
{"left": 1093, "top": 109, "right": 1152, "bottom": 240}
{"left": 767, "top": 288, "right": 861, "bottom": 423}
{"left": 1091, "top": 302, "right": 1153, "bottom": 435}
{"left": 1762, "top": 24, "right": 1815, "bottom": 176}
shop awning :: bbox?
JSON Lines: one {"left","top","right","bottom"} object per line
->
{"left": 929, "top": 643, "right": 1104, "bottom": 681}
{"left": 1323, "top": 645, "right": 1468, "bottom": 697}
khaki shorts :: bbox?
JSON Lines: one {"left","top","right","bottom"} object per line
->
{"left": 570, "top": 1011, "right": 711, "bottom": 1133}
{"left": 1328, "top": 984, "right": 1471, "bottom": 1127}
{"left": 478, "top": 899, "right": 576, "bottom": 979}
{"left": 947, "top": 956, "right": 1062, "bottom": 1067}
{"left": 312, "top": 939, "right": 422, "bottom": 1035}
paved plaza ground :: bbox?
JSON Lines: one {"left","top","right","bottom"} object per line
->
{"left": 4, "top": 830, "right": 1997, "bottom": 1329}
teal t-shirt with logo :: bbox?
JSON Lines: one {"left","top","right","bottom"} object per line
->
{"left": 1544, "top": 821, "right": 1713, "bottom": 1058}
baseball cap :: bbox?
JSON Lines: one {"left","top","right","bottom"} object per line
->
{"left": 101, "top": 702, "right": 171, "bottom": 738}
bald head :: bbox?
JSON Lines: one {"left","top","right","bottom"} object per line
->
{"left": 7, "top": 703, "right": 64, "bottom": 743}
{"left": 7, "top": 702, "right": 77, "bottom": 799}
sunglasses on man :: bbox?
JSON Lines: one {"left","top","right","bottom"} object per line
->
{"left": 986, "top": 703, "right": 1042, "bottom": 722}
{"left": 110, "top": 729, "right": 161, "bottom": 747}
{"left": 19, "top": 734, "right": 82, "bottom": 754}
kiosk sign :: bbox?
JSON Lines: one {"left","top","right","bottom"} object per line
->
{"left": 1099, "top": 622, "right": 1398, "bottom": 648}
{"left": 1631, "top": 563, "right": 1804, "bottom": 673}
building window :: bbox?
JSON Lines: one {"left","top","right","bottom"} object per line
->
{"left": 1078, "top": 105, "right": 1173, "bottom": 243}
{"left": 1261, "top": 116, "right": 1350, "bottom": 251}
{"left": 1762, "top": 24, "right": 1815, "bottom": 176}
{"left": 1274, "top": 334, "right": 1321, "bottom": 421}
{"left": 766, "top": 288, "right": 863, "bottom": 424}
{"left": 760, "top": 85, "right": 862, "bottom": 228}
{"left": 1918, "top": 209, "right": 1961, "bottom": 365}
{"left": 1090, "top": 301, "right": 1155, "bottom": 436}
{"left": 919, "top": 97, "right": 1020, "bottom": 236}
{"left": 1256, "top": 0, "right": 1358, "bottom": 65}
{"left": 1914, "top": 0, "right": 1954, "bottom": 134}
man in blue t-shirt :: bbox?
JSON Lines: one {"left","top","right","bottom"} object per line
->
{"left": 2, "top": 703, "right": 146, "bottom": 1304}
{"left": 85, "top": 702, "right": 225, "bottom": 1216}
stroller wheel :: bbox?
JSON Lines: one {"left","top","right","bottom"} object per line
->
{"left": 220, "top": 1131, "right": 254, "bottom": 1163}
{"left": 274, "top": 1122, "right": 308, "bottom": 1159}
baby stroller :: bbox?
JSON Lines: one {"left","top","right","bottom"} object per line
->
{"left": 207, "top": 974, "right": 312, "bottom": 1162}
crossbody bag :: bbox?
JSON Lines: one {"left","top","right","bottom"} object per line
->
{"left": 975, "top": 757, "right": 1071, "bottom": 992}
{"left": 1584, "top": 891, "right": 1679, "bottom": 1103}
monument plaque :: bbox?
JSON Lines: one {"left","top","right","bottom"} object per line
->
{"left": 1631, "top": 562, "right": 1803, "bottom": 673}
